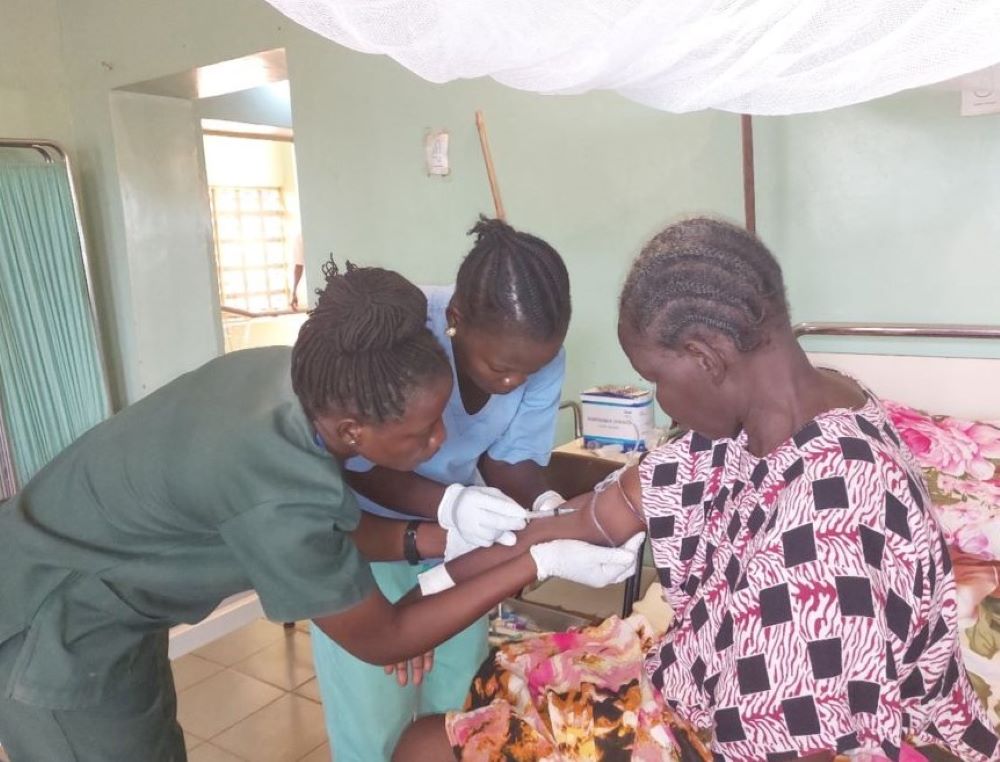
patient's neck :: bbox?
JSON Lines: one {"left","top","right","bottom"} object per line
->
{"left": 738, "top": 331, "right": 862, "bottom": 457}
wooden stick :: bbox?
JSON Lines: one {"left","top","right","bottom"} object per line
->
{"left": 475, "top": 110, "right": 506, "bottom": 221}
{"left": 740, "top": 114, "right": 756, "bottom": 233}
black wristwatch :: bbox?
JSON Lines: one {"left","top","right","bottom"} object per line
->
{"left": 403, "top": 520, "right": 422, "bottom": 566}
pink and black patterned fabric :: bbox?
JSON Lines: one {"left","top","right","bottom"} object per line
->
{"left": 642, "top": 393, "right": 999, "bottom": 760}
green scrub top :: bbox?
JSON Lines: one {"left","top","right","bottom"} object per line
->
{"left": 0, "top": 347, "right": 376, "bottom": 710}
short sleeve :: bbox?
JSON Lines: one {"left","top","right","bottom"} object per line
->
{"left": 639, "top": 433, "right": 712, "bottom": 613}
{"left": 219, "top": 499, "right": 376, "bottom": 622}
{"left": 486, "top": 348, "right": 565, "bottom": 465}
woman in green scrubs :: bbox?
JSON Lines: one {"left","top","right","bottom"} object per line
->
{"left": 0, "top": 263, "right": 638, "bottom": 762}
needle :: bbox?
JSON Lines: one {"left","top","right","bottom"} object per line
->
{"left": 524, "top": 507, "right": 578, "bottom": 521}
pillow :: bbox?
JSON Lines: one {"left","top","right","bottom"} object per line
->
{"left": 883, "top": 400, "right": 1000, "bottom": 562}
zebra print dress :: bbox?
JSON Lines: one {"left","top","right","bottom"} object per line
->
{"left": 642, "top": 393, "right": 998, "bottom": 761}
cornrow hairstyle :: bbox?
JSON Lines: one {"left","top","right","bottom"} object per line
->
{"left": 291, "top": 259, "right": 450, "bottom": 422}
{"left": 453, "top": 216, "right": 571, "bottom": 341}
{"left": 619, "top": 217, "right": 789, "bottom": 352}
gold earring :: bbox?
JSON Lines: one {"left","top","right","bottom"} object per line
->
{"left": 445, "top": 326, "right": 457, "bottom": 337}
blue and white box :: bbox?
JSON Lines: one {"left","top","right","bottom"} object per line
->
{"left": 581, "top": 385, "right": 655, "bottom": 452}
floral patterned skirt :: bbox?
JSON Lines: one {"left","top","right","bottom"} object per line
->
{"left": 443, "top": 614, "right": 935, "bottom": 761}
{"left": 444, "top": 614, "right": 711, "bottom": 762}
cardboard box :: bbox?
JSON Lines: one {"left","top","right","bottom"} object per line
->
{"left": 581, "top": 385, "right": 655, "bottom": 452}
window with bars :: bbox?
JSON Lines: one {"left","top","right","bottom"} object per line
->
{"left": 209, "top": 186, "right": 292, "bottom": 314}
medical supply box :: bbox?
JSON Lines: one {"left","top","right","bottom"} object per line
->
{"left": 580, "top": 385, "right": 655, "bottom": 452}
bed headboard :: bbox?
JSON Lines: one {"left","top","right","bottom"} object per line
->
{"left": 796, "top": 322, "right": 1000, "bottom": 419}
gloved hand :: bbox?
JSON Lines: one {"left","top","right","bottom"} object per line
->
{"left": 529, "top": 532, "right": 646, "bottom": 587}
{"left": 437, "top": 484, "right": 527, "bottom": 548}
{"left": 532, "top": 490, "right": 566, "bottom": 513}
{"left": 443, "top": 527, "right": 478, "bottom": 562}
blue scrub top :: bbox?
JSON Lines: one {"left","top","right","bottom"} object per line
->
{"left": 346, "top": 285, "right": 566, "bottom": 520}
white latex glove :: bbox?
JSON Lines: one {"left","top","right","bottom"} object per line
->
{"left": 529, "top": 532, "right": 646, "bottom": 587}
{"left": 437, "top": 484, "right": 527, "bottom": 548}
{"left": 443, "top": 528, "right": 478, "bottom": 562}
{"left": 532, "top": 490, "right": 565, "bottom": 513}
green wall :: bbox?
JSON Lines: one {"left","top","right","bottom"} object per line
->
{"left": 0, "top": 0, "right": 73, "bottom": 145}
{"left": 4, "top": 0, "right": 998, "bottom": 428}
{"left": 754, "top": 89, "right": 1000, "bottom": 359}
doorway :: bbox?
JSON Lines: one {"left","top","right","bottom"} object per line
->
{"left": 110, "top": 48, "right": 309, "bottom": 400}
{"left": 201, "top": 115, "right": 308, "bottom": 352}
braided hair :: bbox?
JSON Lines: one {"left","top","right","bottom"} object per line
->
{"left": 619, "top": 217, "right": 788, "bottom": 352}
{"left": 453, "top": 216, "right": 571, "bottom": 341}
{"left": 291, "top": 260, "right": 450, "bottom": 422}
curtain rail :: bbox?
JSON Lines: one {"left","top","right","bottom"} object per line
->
{"left": 0, "top": 139, "right": 57, "bottom": 163}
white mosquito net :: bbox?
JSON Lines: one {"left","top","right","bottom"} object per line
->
{"left": 262, "top": 0, "right": 1000, "bottom": 114}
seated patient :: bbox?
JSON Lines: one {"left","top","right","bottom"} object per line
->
{"left": 394, "top": 218, "right": 998, "bottom": 761}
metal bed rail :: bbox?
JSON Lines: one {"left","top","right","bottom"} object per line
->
{"left": 558, "top": 400, "right": 583, "bottom": 439}
{"left": 794, "top": 322, "right": 1000, "bottom": 340}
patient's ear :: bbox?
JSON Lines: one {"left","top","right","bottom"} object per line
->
{"left": 334, "top": 418, "right": 363, "bottom": 447}
{"left": 681, "top": 335, "right": 731, "bottom": 385}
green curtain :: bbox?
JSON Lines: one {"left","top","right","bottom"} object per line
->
{"left": 0, "top": 156, "right": 110, "bottom": 484}
{"left": 0, "top": 402, "right": 15, "bottom": 499}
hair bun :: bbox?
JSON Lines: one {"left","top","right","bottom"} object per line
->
{"left": 312, "top": 260, "right": 428, "bottom": 354}
{"left": 468, "top": 215, "right": 515, "bottom": 246}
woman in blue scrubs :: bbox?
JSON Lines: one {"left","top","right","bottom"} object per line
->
{"left": 311, "top": 217, "right": 573, "bottom": 760}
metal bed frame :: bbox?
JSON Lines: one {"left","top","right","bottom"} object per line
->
{"left": 794, "top": 322, "right": 1000, "bottom": 341}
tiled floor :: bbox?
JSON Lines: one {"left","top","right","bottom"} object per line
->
{"left": 175, "top": 620, "right": 332, "bottom": 762}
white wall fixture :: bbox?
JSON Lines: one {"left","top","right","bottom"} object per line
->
{"left": 960, "top": 67, "right": 1000, "bottom": 116}
{"left": 425, "top": 129, "right": 449, "bottom": 176}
